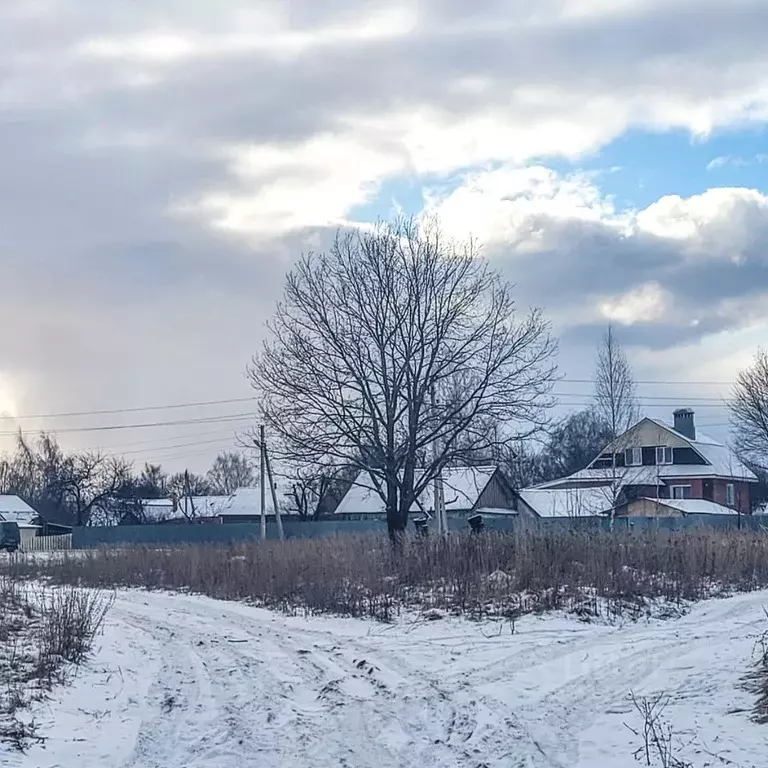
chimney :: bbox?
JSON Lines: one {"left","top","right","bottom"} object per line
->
{"left": 673, "top": 408, "right": 696, "bottom": 440}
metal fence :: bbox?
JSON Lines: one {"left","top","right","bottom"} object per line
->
{"left": 23, "top": 533, "right": 73, "bottom": 553}
{"left": 70, "top": 513, "right": 768, "bottom": 549}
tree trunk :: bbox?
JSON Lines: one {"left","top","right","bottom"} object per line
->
{"left": 385, "top": 478, "right": 406, "bottom": 546}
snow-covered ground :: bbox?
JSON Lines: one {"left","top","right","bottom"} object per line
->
{"left": 3, "top": 589, "right": 767, "bottom": 767}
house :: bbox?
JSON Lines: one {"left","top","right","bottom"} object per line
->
{"left": 0, "top": 495, "right": 43, "bottom": 547}
{"left": 334, "top": 465, "right": 521, "bottom": 520}
{"left": 523, "top": 409, "right": 757, "bottom": 518}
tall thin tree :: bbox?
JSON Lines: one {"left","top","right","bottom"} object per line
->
{"left": 594, "top": 326, "right": 640, "bottom": 525}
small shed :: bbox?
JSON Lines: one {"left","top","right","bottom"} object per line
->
{"left": 616, "top": 498, "right": 739, "bottom": 518}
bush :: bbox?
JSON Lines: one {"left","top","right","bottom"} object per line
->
{"left": 0, "top": 577, "right": 112, "bottom": 751}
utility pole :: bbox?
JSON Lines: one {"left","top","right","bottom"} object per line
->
{"left": 431, "top": 385, "right": 446, "bottom": 534}
{"left": 259, "top": 425, "right": 266, "bottom": 540}
{"left": 263, "top": 439, "right": 285, "bottom": 541}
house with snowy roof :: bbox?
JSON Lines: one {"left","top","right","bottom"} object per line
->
{"left": 518, "top": 409, "right": 757, "bottom": 519}
{"left": 334, "top": 465, "right": 519, "bottom": 519}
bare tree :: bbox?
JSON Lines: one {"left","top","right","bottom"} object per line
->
{"left": 595, "top": 326, "right": 640, "bottom": 439}
{"left": 167, "top": 471, "right": 211, "bottom": 500}
{"left": 0, "top": 432, "right": 131, "bottom": 526}
{"left": 206, "top": 451, "right": 255, "bottom": 495}
{"left": 593, "top": 327, "right": 641, "bottom": 525}
{"left": 59, "top": 452, "right": 133, "bottom": 527}
{"left": 249, "top": 218, "right": 557, "bottom": 536}
{"left": 730, "top": 348, "right": 768, "bottom": 471}
{"left": 284, "top": 463, "right": 356, "bottom": 519}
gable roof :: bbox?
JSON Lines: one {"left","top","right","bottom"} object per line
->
{"left": 334, "top": 466, "right": 500, "bottom": 516}
{"left": 0, "top": 495, "right": 40, "bottom": 527}
{"left": 576, "top": 416, "right": 757, "bottom": 483}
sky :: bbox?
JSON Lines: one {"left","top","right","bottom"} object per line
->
{"left": 0, "top": 0, "right": 766, "bottom": 471}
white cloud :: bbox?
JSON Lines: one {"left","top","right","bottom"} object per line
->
{"left": 598, "top": 282, "right": 672, "bottom": 325}
{"left": 707, "top": 153, "right": 768, "bottom": 170}
{"left": 182, "top": 134, "right": 406, "bottom": 238}
{"left": 424, "top": 164, "right": 624, "bottom": 242}
{"left": 3, "top": 0, "right": 765, "bottom": 236}
{"left": 426, "top": 163, "right": 768, "bottom": 343}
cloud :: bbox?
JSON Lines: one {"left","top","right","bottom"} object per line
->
{"left": 0, "top": 0, "right": 767, "bottom": 464}
{"left": 426, "top": 165, "right": 768, "bottom": 349}
{"left": 707, "top": 154, "right": 768, "bottom": 170}
{"left": 3, "top": 0, "right": 766, "bottom": 235}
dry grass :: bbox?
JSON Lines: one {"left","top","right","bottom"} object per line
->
{"left": 4, "top": 528, "right": 768, "bottom": 623}
{"left": 745, "top": 609, "right": 768, "bottom": 725}
{"left": 0, "top": 576, "right": 113, "bottom": 751}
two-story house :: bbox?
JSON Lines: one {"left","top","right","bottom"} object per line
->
{"left": 520, "top": 409, "right": 757, "bottom": 518}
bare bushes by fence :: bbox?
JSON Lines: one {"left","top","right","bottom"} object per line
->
{"left": 5, "top": 529, "right": 768, "bottom": 622}
{"left": 0, "top": 577, "right": 112, "bottom": 751}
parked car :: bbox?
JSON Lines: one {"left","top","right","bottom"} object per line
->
{"left": 0, "top": 522, "right": 21, "bottom": 553}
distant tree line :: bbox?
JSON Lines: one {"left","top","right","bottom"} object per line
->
{"left": 0, "top": 437, "right": 260, "bottom": 527}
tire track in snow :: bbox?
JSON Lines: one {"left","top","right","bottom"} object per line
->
{"left": 8, "top": 589, "right": 768, "bottom": 768}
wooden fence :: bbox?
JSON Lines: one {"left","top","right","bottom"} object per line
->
{"left": 22, "top": 533, "right": 73, "bottom": 553}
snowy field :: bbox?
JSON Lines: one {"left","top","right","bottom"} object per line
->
{"left": 2, "top": 589, "right": 767, "bottom": 767}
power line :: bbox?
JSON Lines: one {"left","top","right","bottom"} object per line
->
{"left": 553, "top": 391, "right": 729, "bottom": 403}
{"left": 0, "top": 412, "right": 256, "bottom": 437}
{"left": 88, "top": 427, "right": 247, "bottom": 452}
{"left": 554, "top": 400, "right": 729, "bottom": 409}
{"left": 119, "top": 435, "right": 239, "bottom": 458}
{"left": 561, "top": 378, "right": 733, "bottom": 386}
{"left": 0, "top": 396, "right": 257, "bottom": 421}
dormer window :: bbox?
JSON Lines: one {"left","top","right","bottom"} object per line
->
{"left": 655, "top": 446, "right": 673, "bottom": 465}
{"left": 625, "top": 447, "right": 642, "bottom": 467}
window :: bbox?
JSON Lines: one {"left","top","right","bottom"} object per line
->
{"left": 655, "top": 446, "right": 673, "bottom": 465}
{"left": 671, "top": 485, "right": 692, "bottom": 500}
{"left": 726, "top": 483, "right": 735, "bottom": 507}
{"left": 625, "top": 447, "right": 642, "bottom": 467}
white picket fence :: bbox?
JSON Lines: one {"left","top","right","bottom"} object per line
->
{"left": 22, "top": 533, "right": 73, "bottom": 552}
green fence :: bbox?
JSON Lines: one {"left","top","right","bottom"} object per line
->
{"left": 71, "top": 513, "right": 767, "bottom": 549}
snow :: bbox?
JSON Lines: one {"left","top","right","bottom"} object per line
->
{"left": 555, "top": 461, "right": 757, "bottom": 486}
{"left": 4, "top": 588, "right": 768, "bottom": 767}
{"left": 0, "top": 496, "right": 38, "bottom": 527}
{"left": 139, "top": 488, "right": 287, "bottom": 522}
{"left": 642, "top": 497, "right": 740, "bottom": 516}
{"left": 335, "top": 466, "right": 499, "bottom": 516}
{"left": 518, "top": 487, "right": 611, "bottom": 518}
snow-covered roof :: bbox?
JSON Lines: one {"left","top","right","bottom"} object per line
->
{"left": 639, "top": 498, "right": 740, "bottom": 516}
{"left": 139, "top": 487, "right": 286, "bottom": 521}
{"left": 334, "top": 466, "right": 500, "bottom": 516}
{"left": 554, "top": 461, "right": 756, "bottom": 486}
{"left": 518, "top": 487, "right": 611, "bottom": 518}
{"left": 0, "top": 496, "right": 39, "bottom": 527}
{"left": 134, "top": 485, "right": 297, "bottom": 523}
{"left": 212, "top": 488, "right": 287, "bottom": 516}
{"left": 0, "top": 495, "right": 35, "bottom": 515}
{"left": 650, "top": 418, "right": 756, "bottom": 481}
{"left": 542, "top": 418, "right": 756, "bottom": 488}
